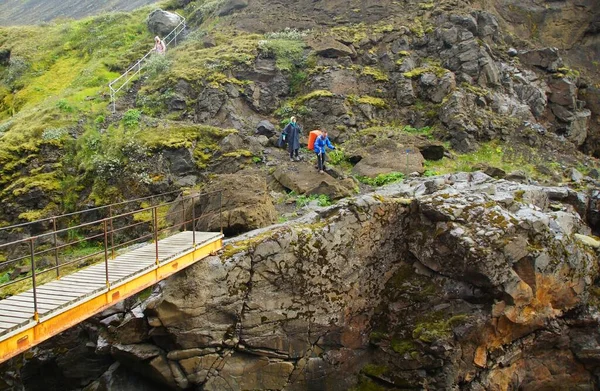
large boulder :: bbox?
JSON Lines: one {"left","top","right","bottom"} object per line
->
{"left": 147, "top": 9, "right": 183, "bottom": 37}
{"left": 352, "top": 140, "right": 425, "bottom": 177}
{"left": 307, "top": 36, "right": 356, "bottom": 58}
{"left": 255, "top": 120, "right": 276, "bottom": 138}
{"left": 177, "top": 174, "right": 276, "bottom": 236}
{"left": 272, "top": 164, "right": 355, "bottom": 200}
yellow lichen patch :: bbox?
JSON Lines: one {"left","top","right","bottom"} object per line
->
{"left": 361, "top": 66, "right": 389, "bottom": 82}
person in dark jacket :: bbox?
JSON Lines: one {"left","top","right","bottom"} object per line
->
{"left": 282, "top": 116, "right": 301, "bottom": 161}
{"left": 314, "top": 130, "right": 335, "bottom": 173}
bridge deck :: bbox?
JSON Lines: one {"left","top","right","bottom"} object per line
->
{"left": 0, "top": 231, "right": 221, "bottom": 340}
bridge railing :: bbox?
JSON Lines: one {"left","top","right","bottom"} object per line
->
{"left": 0, "top": 189, "right": 222, "bottom": 320}
{"left": 108, "top": 12, "right": 186, "bottom": 113}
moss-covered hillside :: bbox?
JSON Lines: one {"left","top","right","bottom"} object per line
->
{"left": 0, "top": 0, "right": 598, "bottom": 228}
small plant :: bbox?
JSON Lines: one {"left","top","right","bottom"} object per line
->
{"left": 357, "top": 172, "right": 405, "bottom": 186}
{"left": 252, "top": 156, "right": 262, "bottom": 164}
{"left": 328, "top": 149, "right": 346, "bottom": 165}
{"left": 122, "top": 109, "right": 141, "bottom": 128}
{"left": 56, "top": 99, "right": 74, "bottom": 112}
{"left": 295, "top": 194, "right": 332, "bottom": 207}
{"left": 296, "top": 194, "right": 312, "bottom": 208}
{"left": 94, "top": 115, "right": 105, "bottom": 126}
{"left": 423, "top": 169, "right": 438, "bottom": 177}
{"left": 402, "top": 125, "right": 433, "bottom": 136}
{"left": 317, "top": 194, "right": 332, "bottom": 207}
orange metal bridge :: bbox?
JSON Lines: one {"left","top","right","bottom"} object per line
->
{"left": 0, "top": 190, "right": 223, "bottom": 363}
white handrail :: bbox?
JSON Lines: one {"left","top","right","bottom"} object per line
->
{"left": 108, "top": 13, "right": 186, "bottom": 113}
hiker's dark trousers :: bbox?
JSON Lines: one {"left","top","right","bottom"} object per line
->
{"left": 316, "top": 152, "right": 326, "bottom": 170}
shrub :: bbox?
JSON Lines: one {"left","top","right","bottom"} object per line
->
{"left": 328, "top": 149, "right": 346, "bottom": 165}
{"left": 258, "top": 38, "right": 306, "bottom": 72}
{"left": 145, "top": 54, "right": 172, "bottom": 79}
{"left": 122, "top": 109, "right": 141, "bottom": 128}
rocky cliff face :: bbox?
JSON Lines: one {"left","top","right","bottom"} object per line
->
{"left": 5, "top": 174, "right": 598, "bottom": 390}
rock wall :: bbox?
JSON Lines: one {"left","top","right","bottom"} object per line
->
{"left": 9, "top": 174, "right": 591, "bottom": 390}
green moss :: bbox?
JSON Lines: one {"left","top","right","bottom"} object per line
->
{"left": 555, "top": 67, "right": 580, "bottom": 79}
{"left": 461, "top": 82, "right": 490, "bottom": 97}
{"left": 514, "top": 190, "right": 525, "bottom": 202}
{"left": 222, "top": 149, "right": 254, "bottom": 158}
{"left": 361, "top": 364, "right": 389, "bottom": 377}
{"left": 412, "top": 314, "right": 468, "bottom": 343}
{"left": 390, "top": 338, "right": 416, "bottom": 354}
{"left": 403, "top": 65, "right": 448, "bottom": 79}
{"left": 369, "top": 331, "right": 388, "bottom": 343}
{"left": 347, "top": 95, "right": 388, "bottom": 109}
{"left": 361, "top": 66, "right": 389, "bottom": 82}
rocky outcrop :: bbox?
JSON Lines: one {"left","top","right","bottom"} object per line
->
{"left": 73, "top": 175, "right": 600, "bottom": 390}
{"left": 172, "top": 174, "right": 277, "bottom": 236}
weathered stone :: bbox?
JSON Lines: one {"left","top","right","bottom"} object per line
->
{"left": 565, "top": 109, "right": 591, "bottom": 147}
{"left": 216, "top": 0, "right": 248, "bottom": 16}
{"left": 147, "top": 9, "right": 183, "bottom": 37}
{"left": 352, "top": 143, "right": 425, "bottom": 177}
{"left": 203, "top": 355, "right": 294, "bottom": 390}
{"left": 396, "top": 76, "right": 416, "bottom": 106}
{"left": 255, "top": 120, "right": 276, "bottom": 138}
{"left": 518, "top": 47, "right": 563, "bottom": 72}
{"left": 307, "top": 36, "right": 355, "bottom": 58}
{"left": 180, "top": 174, "right": 277, "bottom": 236}
{"left": 548, "top": 77, "right": 577, "bottom": 109}
{"left": 574, "top": 234, "right": 600, "bottom": 248}
{"left": 272, "top": 164, "right": 355, "bottom": 199}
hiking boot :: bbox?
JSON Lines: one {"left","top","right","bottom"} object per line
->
{"left": 295, "top": 156, "right": 301, "bottom": 161}
{"left": 319, "top": 170, "right": 324, "bottom": 174}
{"left": 290, "top": 158, "right": 294, "bottom": 162}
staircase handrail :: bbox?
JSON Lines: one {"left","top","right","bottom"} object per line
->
{"left": 108, "top": 12, "right": 186, "bottom": 112}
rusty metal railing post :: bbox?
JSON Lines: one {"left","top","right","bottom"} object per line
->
{"left": 219, "top": 191, "right": 223, "bottom": 235}
{"left": 153, "top": 206, "right": 159, "bottom": 265}
{"left": 182, "top": 197, "right": 186, "bottom": 232}
{"left": 109, "top": 206, "right": 115, "bottom": 260}
{"left": 192, "top": 194, "right": 196, "bottom": 246}
{"left": 103, "top": 220, "right": 110, "bottom": 288}
{"left": 30, "top": 238, "right": 39, "bottom": 322}
{"left": 52, "top": 217, "right": 59, "bottom": 278}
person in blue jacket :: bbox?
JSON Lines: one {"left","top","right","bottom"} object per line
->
{"left": 314, "top": 130, "right": 335, "bottom": 174}
{"left": 282, "top": 116, "right": 301, "bottom": 161}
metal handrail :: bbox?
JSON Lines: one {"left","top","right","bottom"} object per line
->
{"left": 108, "top": 12, "right": 186, "bottom": 113}
{"left": 0, "top": 190, "right": 223, "bottom": 324}
{"left": 0, "top": 188, "right": 184, "bottom": 234}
